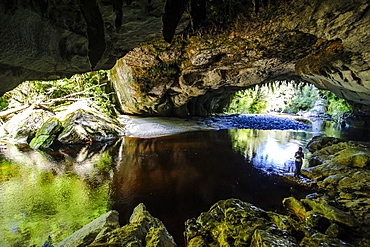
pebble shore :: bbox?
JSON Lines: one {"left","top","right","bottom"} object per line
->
{"left": 205, "top": 113, "right": 311, "bottom": 130}
{"left": 120, "top": 113, "right": 311, "bottom": 138}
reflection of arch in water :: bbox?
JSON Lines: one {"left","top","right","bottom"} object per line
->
{"left": 109, "top": 130, "right": 300, "bottom": 246}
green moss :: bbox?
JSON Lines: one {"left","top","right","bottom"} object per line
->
{"left": 131, "top": 62, "right": 180, "bottom": 93}
{"left": 29, "top": 134, "right": 57, "bottom": 149}
{"left": 29, "top": 117, "right": 63, "bottom": 149}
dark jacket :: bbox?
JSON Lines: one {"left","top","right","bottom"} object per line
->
{"left": 295, "top": 151, "right": 304, "bottom": 163}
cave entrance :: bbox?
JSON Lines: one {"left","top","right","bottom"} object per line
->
{"left": 222, "top": 80, "right": 352, "bottom": 121}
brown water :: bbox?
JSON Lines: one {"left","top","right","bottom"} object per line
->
{"left": 109, "top": 130, "right": 311, "bottom": 246}
{"left": 1, "top": 119, "right": 369, "bottom": 246}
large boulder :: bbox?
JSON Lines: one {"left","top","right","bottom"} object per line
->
{"left": 57, "top": 204, "right": 177, "bottom": 247}
{"left": 89, "top": 203, "right": 177, "bottom": 246}
{"left": 57, "top": 108, "right": 124, "bottom": 144}
{"left": 55, "top": 210, "right": 120, "bottom": 247}
{"left": 0, "top": 107, "right": 54, "bottom": 143}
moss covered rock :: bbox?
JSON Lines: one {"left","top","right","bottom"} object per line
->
{"left": 185, "top": 198, "right": 353, "bottom": 246}
{"left": 301, "top": 136, "right": 370, "bottom": 245}
{"left": 301, "top": 199, "right": 357, "bottom": 227}
{"left": 56, "top": 211, "right": 120, "bottom": 247}
{"left": 1, "top": 108, "right": 54, "bottom": 143}
{"left": 57, "top": 108, "right": 124, "bottom": 144}
{"left": 90, "top": 203, "right": 177, "bottom": 247}
{"left": 29, "top": 117, "right": 62, "bottom": 149}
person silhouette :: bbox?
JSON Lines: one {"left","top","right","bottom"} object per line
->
{"left": 294, "top": 147, "right": 304, "bottom": 177}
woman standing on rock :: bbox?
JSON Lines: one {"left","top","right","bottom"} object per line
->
{"left": 294, "top": 147, "right": 304, "bottom": 177}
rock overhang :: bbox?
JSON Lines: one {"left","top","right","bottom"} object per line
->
{"left": 0, "top": 0, "right": 370, "bottom": 116}
{"left": 109, "top": 0, "right": 370, "bottom": 116}
{"left": 0, "top": 0, "right": 169, "bottom": 94}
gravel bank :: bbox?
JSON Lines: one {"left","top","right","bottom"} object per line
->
{"left": 119, "top": 113, "right": 311, "bottom": 138}
{"left": 206, "top": 114, "right": 311, "bottom": 130}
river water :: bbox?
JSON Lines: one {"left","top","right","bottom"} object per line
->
{"left": 0, "top": 118, "right": 369, "bottom": 246}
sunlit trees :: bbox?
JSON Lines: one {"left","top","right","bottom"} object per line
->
{"left": 224, "top": 81, "right": 352, "bottom": 121}
{"left": 0, "top": 71, "right": 119, "bottom": 118}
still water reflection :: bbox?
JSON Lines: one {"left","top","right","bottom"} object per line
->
{"left": 1, "top": 119, "right": 369, "bottom": 246}
{"left": 229, "top": 129, "right": 311, "bottom": 174}
{"left": 229, "top": 119, "right": 370, "bottom": 175}
{"left": 0, "top": 144, "right": 113, "bottom": 246}
{"left": 110, "top": 130, "right": 305, "bottom": 245}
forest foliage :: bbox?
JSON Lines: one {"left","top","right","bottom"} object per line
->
{"left": 223, "top": 81, "right": 352, "bottom": 121}
{"left": 0, "top": 70, "right": 118, "bottom": 117}
{"left": 0, "top": 74, "right": 352, "bottom": 122}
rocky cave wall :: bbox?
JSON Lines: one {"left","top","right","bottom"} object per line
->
{"left": 0, "top": 0, "right": 170, "bottom": 94}
{"left": 109, "top": 0, "right": 370, "bottom": 117}
{"left": 0, "top": 0, "right": 369, "bottom": 117}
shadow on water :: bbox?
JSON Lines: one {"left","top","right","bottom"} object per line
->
{"left": 110, "top": 130, "right": 309, "bottom": 246}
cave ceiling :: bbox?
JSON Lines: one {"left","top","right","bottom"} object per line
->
{"left": 0, "top": 0, "right": 369, "bottom": 116}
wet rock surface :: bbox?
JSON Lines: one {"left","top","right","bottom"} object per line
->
{"left": 184, "top": 198, "right": 353, "bottom": 247}
{"left": 302, "top": 136, "right": 370, "bottom": 245}
{"left": 57, "top": 204, "right": 177, "bottom": 247}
